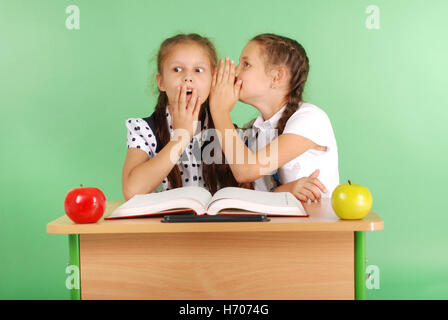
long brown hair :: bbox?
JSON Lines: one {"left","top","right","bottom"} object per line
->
{"left": 153, "top": 33, "right": 250, "bottom": 193}
{"left": 251, "top": 33, "right": 310, "bottom": 134}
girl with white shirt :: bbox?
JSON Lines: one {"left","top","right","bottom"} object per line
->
{"left": 210, "top": 33, "right": 339, "bottom": 201}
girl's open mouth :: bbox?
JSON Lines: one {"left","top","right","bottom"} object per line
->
{"left": 185, "top": 89, "right": 193, "bottom": 102}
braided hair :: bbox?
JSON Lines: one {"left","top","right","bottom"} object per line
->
{"left": 250, "top": 34, "right": 310, "bottom": 134}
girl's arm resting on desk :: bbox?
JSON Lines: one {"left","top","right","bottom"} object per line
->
{"left": 123, "top": 85, "right": 201, "bottom": 200}
{"left": 122, "top": 137, "right": 189, "bottom": 201}
{"left": 273, "top": 169, "right": 328, "bottom": 202}
{"left": 212, "top": 112, "right": 323, "bottom": 183}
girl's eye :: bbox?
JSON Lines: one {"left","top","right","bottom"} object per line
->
{"left": 244, "top": 62, "right": 250, "bottom": 68}
{"left": 196, "top": 67, "right": 204, "bottom": 73}
{"left": 174, "top": 67, "right": 182, "bottom": 72}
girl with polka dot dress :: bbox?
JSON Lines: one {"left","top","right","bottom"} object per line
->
{"left": 209, "top": 34, "right": 339, "bottom": 202}
{"left": 122, "top": 34, "right": 246, "bottom": 201}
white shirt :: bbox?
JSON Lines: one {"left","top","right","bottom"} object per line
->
{"left": 243, "top": 102, "right": 339, "bottom": 197}
{"left": 125, "top": 106, "right": 209, "bottom": 192}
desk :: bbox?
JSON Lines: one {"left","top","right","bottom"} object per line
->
{"left": 47, "top": 199, "right": 383, "bottom": 300}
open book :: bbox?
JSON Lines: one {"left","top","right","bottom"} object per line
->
{"left": 106, "top": 186, "right": 308, "bottom": 219}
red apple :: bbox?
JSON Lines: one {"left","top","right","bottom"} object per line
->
{"left": 64, "top": 184, "right": 106, "bottom": 223}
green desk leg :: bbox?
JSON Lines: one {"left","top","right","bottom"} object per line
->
{"left": 68, "top": 234, "right": 81, "bottom": 300}
{"left": 354, "top": 231, "right": 366, "bottom": 300}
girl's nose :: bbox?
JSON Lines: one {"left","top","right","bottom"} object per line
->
{"left": 183, "top": 74, "right": 193, "bottom": 83}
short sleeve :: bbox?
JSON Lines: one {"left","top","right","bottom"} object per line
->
{"left": 125, "top": 118, "right": 157, "bottom": 157}
{"left": 282, "top": 106, "right": 331, "bottom": 147}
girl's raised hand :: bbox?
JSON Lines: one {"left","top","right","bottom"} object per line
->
{"left": 169, "top": 84, "right": 202, "bottom": 143}
{"left": 209, "top": 57, "right": 242, "bottom": 115}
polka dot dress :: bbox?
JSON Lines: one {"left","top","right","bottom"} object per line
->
{"left": 126, "top": 106, "right": 208, "bottom": 191}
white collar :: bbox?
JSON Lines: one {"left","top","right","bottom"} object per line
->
{"left": 252, "top": 104, "right": 287, "bottom": 130}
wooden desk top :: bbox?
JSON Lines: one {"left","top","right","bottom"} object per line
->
{"left": 47, "top": 199, "right": 383, "bottom": 234}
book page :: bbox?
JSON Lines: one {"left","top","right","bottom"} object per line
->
{"left": 207, "top": 187, "right": 307, "bottom": 216}
{"left": 206, "top": 187, "right": 305, "bottom": 216}
{"left": 127, "top": 186, "right": 212, "bottom": 209}
{"left": 208, "top": 187, "right": 297, "bottom": 208}
{"left": 108, "top": 186, "right": 212, "bottom": 217}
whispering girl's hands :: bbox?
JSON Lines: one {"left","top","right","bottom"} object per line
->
{"left": 209, "top": 57, "right": 242, "bottom": 116}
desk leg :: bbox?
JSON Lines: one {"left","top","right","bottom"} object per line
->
{"left": 68, "top": 234, "right": 81, "bottom": 300}
{"left": 354, "top": 231, "right": 366, "bottom": 300}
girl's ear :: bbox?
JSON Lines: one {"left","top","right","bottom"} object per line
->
{"left": 270, "top": 66, "right": 288, "bottom": 89}
{"left": 156, "top": 73, "right": 166, "bottom": 92}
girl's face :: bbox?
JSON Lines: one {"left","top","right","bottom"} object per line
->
{"left": 235, "top": 41, "right": 272, "bottom": 105}
{"left": 157, "top": 42, "right": 213, "bottom": 107}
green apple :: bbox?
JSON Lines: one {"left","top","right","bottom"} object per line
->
{"left": 331, "top": 180, "right": 373, "bottom": 220}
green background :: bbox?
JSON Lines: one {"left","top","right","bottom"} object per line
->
{"left": 1, "top": 0, "right": 447, "bottom": 299}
